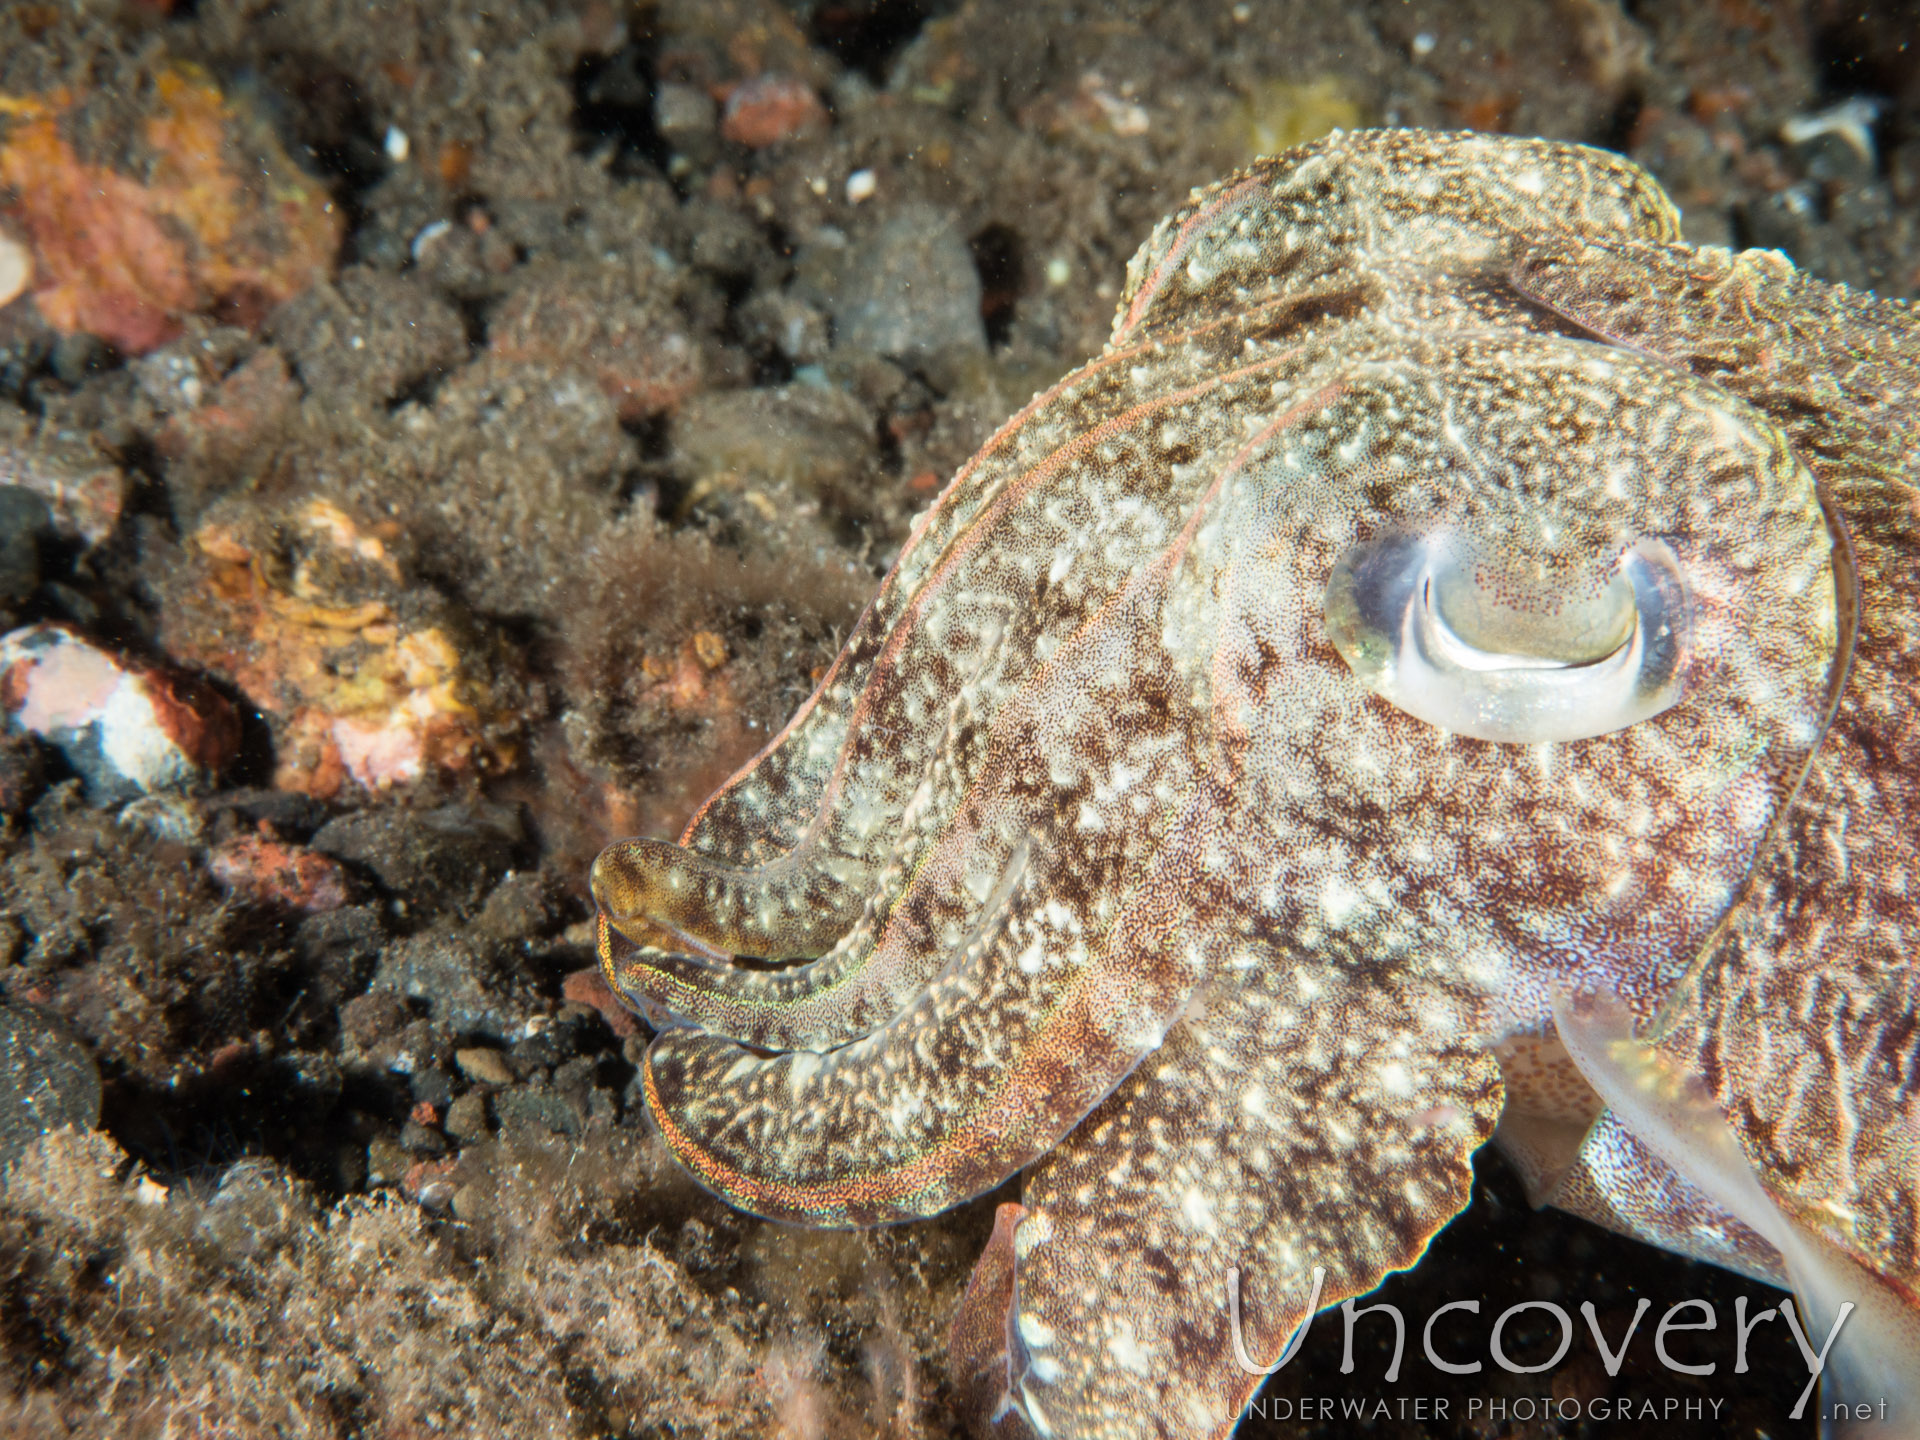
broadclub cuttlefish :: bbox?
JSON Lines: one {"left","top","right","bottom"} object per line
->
{"left": 592, "top": 129, "right": 1920, "bottom": 1440}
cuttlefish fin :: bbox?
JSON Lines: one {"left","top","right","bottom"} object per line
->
{"left": 1491, "top": 1029, "right": 1785, "bottom": 1284}
{"left": 1554, "top": 990, "right": 1920, "bottom": 1439}
{"left": 950, "top": 1202, "right": 1035, "bottom": 1440}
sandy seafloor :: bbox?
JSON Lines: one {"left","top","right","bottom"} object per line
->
{"left": 0, "top": 0, "right": 1914, "bottom": 1436}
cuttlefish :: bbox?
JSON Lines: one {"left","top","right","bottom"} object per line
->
{"left": 593, "top": 129, "right": 1919, "bottom": 1438}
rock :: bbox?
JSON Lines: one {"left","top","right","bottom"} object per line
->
{"left": 0, "top": 1003, "right": 102, "bottom": 1167}
{"left": 720, "top": 74, "right": 829, "bottom": 148}
{"left": 193, "top": 1157, "right": 315, "bottom": 1258}
{"left": 655, "top": 82, "right": 718, "bottom": 146}
{"left": 372, "top": 931, "right": 530, "bottom": 1041}
{"left": 398, "top": 1119, "right": 448, "bottom": 1157}
{"left": 338, "top": 989, "right": 410, "bottom": 1053}
{"left": 0, "top": 64, "right": 339, "bottom": 354}
{"left": 508, "top": 1011, "right": 594, "bottom": 1078}
{"left": 0, "top": 485, "right": 48, "bottom": 616}
{"left": 809, "top": 203, "right": 986, "bottom": 360}
{"left": 365, "top": 1133, "right": 408, "bottom": 1187}
{"left": 310, "top": 802, "right": 521, "bottom": 920}
{"left": 443, "top": 1091, "right": 490, "bottom": 1142}
{"left": 117, "top": 793, "right": 208, "bottom": 845}
{"left": 673, "top": 382, "right": 878, "bottom": 505}
{"left": 0, "top": 623, "right": 240, "bottom": 803}
{"left": 562, "top": 966, "right": 640, "bottom": 1040}
{"left": 367, "top": 1018, "right": 449, "bottom": 1082}
{"left": 454, "top": 1046, "right": 514, "bottom": 1088}
{"left": 473, "top": 871, "right": 557, "bottom": 944}
{"left": 489, "top": 258, "right": 703, "bottom": 422}
{"left": 219, "top": 786, "right": 330, "bottom": 841}
{"left": 158, "top": 497, "right": 524, "bottom": 798}
{"left": 408, "top": 1067, "right": 453, "bottom": 1109}
{"left": 494, "top": 1084, "right": 584, "bottom": 1138}
{"left": 450, "top": 1180, "right": 494, "bottom": 1223}
{"left": 0, "top": 406, "right": 130, "bottom": 546}
{"left": 265, "top": 268, "right": 467, "bottom": 413}
{"left": 208, "top": 833, "right": 353, "bottom": 912}
{"left": 297, "top": 906, "right": 388, "bottom": 1010}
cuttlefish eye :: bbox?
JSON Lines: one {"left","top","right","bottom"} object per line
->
{"left": 1323, "top": 530, "right": 1692, "bottom": 743}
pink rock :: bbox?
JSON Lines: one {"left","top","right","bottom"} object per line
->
{"left": 720, "top": 75, "right": 829, "bottom": 148}
{"left": 207, "top": 832, "right": 352, "bottom": 912}
{"left": 562, "top": 966, "right": 639, "bottom": 1039}
{"left": 0, "top": 623, "right": 238, "bottom": 802}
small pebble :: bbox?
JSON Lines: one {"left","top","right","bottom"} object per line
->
{"left": 721, "top": 74, "right": 829, "bottom": 148}
{"left": 455, "top": 1046, "right": 514, "bottom": 1087}
{"left": 562, "top": 967, "right": 640, "bottom": 1039}
{"left": 451, "top": 1182, "right": 494, "bottom": 1223}
{"left": 409, "top": 1066, "right": 455, "bottom": 1109}
{"left": 416, "top": 1178, "right": 456, "bottom": 1211}
{"left": 366, "top": 1134, "right": 408, "bottom": 1186}
{"left": 119, "top": 794, "right": 207, "bottom": 845}
{"left": 845, "top": 168, "right": 877, "bottom": 204}
{"left": 399, "top": 1119, "right": 448, "bottom": 1157}
{"left": 444, "top": 1091, "right": 490, "bottom": 1142}
{"left": 654, "top": 82, "right": 717, "bottom": 138}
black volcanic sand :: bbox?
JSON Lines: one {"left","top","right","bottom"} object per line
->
{"left": 2, "top": 1, "right": 1915, "bottom": 1436}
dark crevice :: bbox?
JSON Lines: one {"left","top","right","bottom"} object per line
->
{"left": 256, "top": 54, "right": 390, "bottom": 246}
{"left": 874, "top": 409, "right": 904, "bottom": 474}
{"left": 384, "top": 366, "right": 453, "bottom": 414}
{"left": 1811, "top": 11, "right": 1908, "bottom": 107}
{"left": 571, "top": 36, "right": 671, "bottom": 180}
{"left": 620, "top": 412, "right": 673, "bottom": 463}
{"left": 454, "top": 295, "right": 490, "bottom": 350}
{"left": 808, "top": 0, "right": 959, "bottom": 85}
{"left": 750, "top": 349, "right": 797, "bottom": 387}
{"left": 969, "top": 222, "right": 1024, "bottom": 348}
{"left": 1594, "top": 88, "right": 1644, "bottom": 155}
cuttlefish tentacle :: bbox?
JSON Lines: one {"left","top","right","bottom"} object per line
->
{"left": 598, "top": 342, "right": 1354, "bottom": 1048}
{"left": 951, "top": 965, "right": 1502, "bottom": 1440}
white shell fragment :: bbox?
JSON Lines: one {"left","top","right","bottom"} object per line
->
{"left": 0, "top": 226, "right": 31, "bottom": 310}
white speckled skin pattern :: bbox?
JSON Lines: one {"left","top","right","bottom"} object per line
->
{"left": 593, "top": 130, "right": 1920, "bottom": 1439}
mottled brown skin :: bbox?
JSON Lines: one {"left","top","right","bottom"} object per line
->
{"left": 593, "top": 130, "right": 1919, "bottom": 1439}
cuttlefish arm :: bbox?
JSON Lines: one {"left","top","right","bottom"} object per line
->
{"left": 599, "top": 339, "right": 1351, "bottom": 1059}
{"left": 951, "top": 963, "right": 1502, "bottom": 1439}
